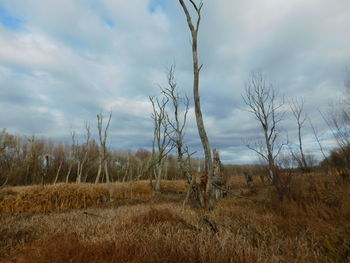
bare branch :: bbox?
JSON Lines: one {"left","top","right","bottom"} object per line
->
{"left": 308, "top": 117, "right": 329, "bottom": 162}
{"left": 289, "top": 97, "right": 309, "bottom": 169}
{"left": 242, "top": 71, "right": 285, "bottom": 182}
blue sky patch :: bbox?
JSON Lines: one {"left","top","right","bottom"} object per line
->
{"left": 104, "top": 17, "right": 116, "bottom": 29}
{"left": 149, "top": 0, "right": 166, "bottom": 13}
{"left": 0, "top": 7, "right": 24, "bottom": 30}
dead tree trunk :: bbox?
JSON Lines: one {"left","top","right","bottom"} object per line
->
{"left": 179, "top": 0, "right": 214, "bottom": 209}
{"left": 212, "top": 149, "right": 226, "bottom": 199}
{"left": 182, "top": 147, "right": 205, "bottom": 208}
{"left": 95, "top": 161, "right": 102, "bottom": 183}
{"left": 149, "top": 96, "right": 174, "bottom": 192}
{"left": 76, "top": 122, "right": 91, "bottom": 183}
{"left": 290, "top": 98, "right": 309, "bottom": 171}
{"left": 53, "top": 160, "right": 63, "bottom": 184}
{"left": 96, "top": 112, "right": 114, "bottom": 202}
{"left": 155, "top": 158, "right": 164, "bottom": 192}
{"left": 66, "top": 163, "right": 72, "bottom": 183}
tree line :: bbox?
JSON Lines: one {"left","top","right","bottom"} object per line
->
{"left": 0, "top": 127, "right": 205, "bottom": 187}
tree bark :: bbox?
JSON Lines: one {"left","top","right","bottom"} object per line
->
{"left": 104, "top": 161, "right": 113, "bottom": 201}
{"left": 95, "top": 162, "right": 102, "bottom": 184}
{"left": 66, "top": 163, "right": 72, "bottom": 183}
{"left": 179, "top": 0, "right": 214, "bottom": 209}
{"left": 53, "top": 160, "right": 63, "bottom": 184}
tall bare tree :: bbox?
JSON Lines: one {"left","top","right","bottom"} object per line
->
{"left": 95, "top": 112, "right": 113, "bottom": 201}
{"left": 76, "top": 122, "right": 91, "bottom": 183}
{"left": 243, "top": 71, "right": 285, "bottom": 183}
{"left": 149, "top": 96, "right": 174, "bottom": 192}
{"left": 157, "top": 66, "right": 211, "bottom": 207}
{"left": 179, "top": 0, "right": 214, "bottom": 209}
{"left": 161, "top": 65, "right": 189, "bottom": 178}
{"left": 290, "top": 98, "right": 309, "bottom": 170}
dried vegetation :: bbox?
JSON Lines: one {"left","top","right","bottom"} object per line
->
{"left": 0, "top": 175, "right": 349, "bottom": 263}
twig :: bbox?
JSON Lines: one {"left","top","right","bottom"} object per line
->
{"left": 177, "top": 217, "right": 200, "bottom": 232}
{"left": 83, "top": 211, "right": 104, "bottom": 218}
{"left": 202, "top": 216, "right": 219, "bottom": 234}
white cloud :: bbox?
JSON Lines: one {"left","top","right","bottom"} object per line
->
{"left": 0, "top": 0, "right": 349, "bottom": 162}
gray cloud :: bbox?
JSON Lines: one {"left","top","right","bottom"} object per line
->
{"left": 0, "top": 0, "right": 349, "bottom": 163}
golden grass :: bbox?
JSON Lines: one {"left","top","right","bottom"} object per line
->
{"left": 157, "top": 179, "right": 188, "bottom": 193}
{"left": 0, "top": 181, "right": 155, "bottom": 213}
{"left": 2, "top": 200, "right": 339, "bottom": 263}
{"left": 0, "top": 180, "right": 188, "bottom": 213}
{"left": 0, "top": 175, "right": 349, "bottom": 262}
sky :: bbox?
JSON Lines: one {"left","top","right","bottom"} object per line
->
{"left": 0, "top": 0, "right": 349, "bottom": 164}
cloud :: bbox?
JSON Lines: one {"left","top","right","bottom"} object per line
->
{"left": 0, "top": 0, "right": 349, "bottom": 163}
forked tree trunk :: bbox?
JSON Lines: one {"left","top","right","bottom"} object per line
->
{"left": 179, "top": 0, "right": 214, "bottom": 209}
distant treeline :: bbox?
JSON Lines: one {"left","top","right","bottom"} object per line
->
{"left": 1, "top": 129, "right": 349, "bottom": 186}
{"left": 0, "top": 131, "right": 206, "bottom": 186}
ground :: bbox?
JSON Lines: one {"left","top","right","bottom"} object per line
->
{"left": 0, "top": 175, "right": 349, "bottom": 262}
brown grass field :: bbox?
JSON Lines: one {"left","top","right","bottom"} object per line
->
{"left": 0, "top": 175, "right": 349, "bottom": 263}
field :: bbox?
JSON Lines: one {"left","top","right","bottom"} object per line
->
{"left": 1, "top": 175, "right": 349, "bottom": 263}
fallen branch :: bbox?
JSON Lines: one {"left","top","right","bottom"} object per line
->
{"left": 83, "top": 211, "right": 104, "bottom": 218}
{"left": 212, "top": 183, "right": 261, "bottom": 203}
{"left": 0, "top": 176, "right": 8, "bottom": 188}
{"left": 177, "top": 217, "right": 200, "bottom": 232}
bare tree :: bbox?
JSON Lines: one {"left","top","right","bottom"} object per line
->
{"left": 135, "top": 154, "right": 151, "bottom": 180}
{"left": 95, "top": 112, "right": 113, "bottom": 201}
{"left": 309, "top": 118, "right": 330, "bottom": 167}
{"left": 53, "top": 159, "right": 63, "bottom": 184}
{"left": 319, "top": 69, "right": 350, "bottom": 179}
{"left": 290, "top": 98, "right": 309, "bottom": 170}
{"left": 179, "top": 0, "right": 214, "bottom": 209}
{"left": 320, "top": 69, "right": 350, "bottom": 153}
{"left": 161, "top": 65, "right": 189, "bottom": 178}
{"left": 121, "top": 152, "right": 131, "bottom": 182}
{"left": 158, "top": 66, "right": 218, "bottom": 207}
{"left": 0, "top": 129, "right": 8, "bottom": 187}
{"left": 76, "top": 122, "right": 91, "bottom": 183}
{"left": 26, "top": 135, "right": 45, "bottom": 185}
{"left": 149, "top": 96, "right": 174, "bottom": 192}
{"left": 0, "top": 128, "right": 6, "bottom": 153}
{"left": 65, "top": 129, "right": 77, "bottom": 183}
{"left": 242, "top": 71, "right": 285, "bottom": 183}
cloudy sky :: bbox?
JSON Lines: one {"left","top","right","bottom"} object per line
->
{"left": 0, "top": 0, "right": 349, "bottom": 163}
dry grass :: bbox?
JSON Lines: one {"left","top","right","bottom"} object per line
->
{"left": 1, "top": 175, "right": 349, "bottom": 262}
{"left": 0, "top": 180, "right": 186, "bottom": 213}
{"left": 157, "top": 179, "right": 188, "bottom": 194}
